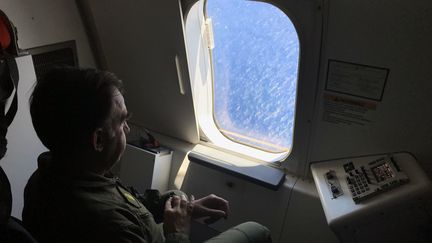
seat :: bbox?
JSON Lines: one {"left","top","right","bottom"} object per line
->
{"left": 0, "top": 166, "right": 38, "bottom": 243}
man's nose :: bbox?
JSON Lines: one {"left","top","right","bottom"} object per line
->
{"left": 124, "top": 122, "right": 130, "bottom": 134}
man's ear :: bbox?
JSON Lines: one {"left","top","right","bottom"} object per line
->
{"left": 91, "top": 128, "right": 105, "bottom": 152}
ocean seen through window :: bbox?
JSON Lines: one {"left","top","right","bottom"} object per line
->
{"left": 207, "top": 0, "right": 300, "bottom": 153}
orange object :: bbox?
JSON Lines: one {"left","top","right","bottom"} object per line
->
{"left": 0, "top": 14, "right": 11, "bottom": 50}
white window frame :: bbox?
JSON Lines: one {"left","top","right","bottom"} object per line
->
{"left": 185, "top": 0, "right": 323, "bottom": 175}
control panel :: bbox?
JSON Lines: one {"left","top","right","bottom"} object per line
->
{"left": 322, "top": 155, "right": 410, "bottom": 204}
{"left": 311, "top": 153, "right": 432, "bottom": 243}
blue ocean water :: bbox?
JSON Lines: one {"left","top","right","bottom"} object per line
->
{"left": 207, "top": 0, "right": 299, "bottom": 151}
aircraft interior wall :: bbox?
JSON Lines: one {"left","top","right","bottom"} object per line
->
{"left": 0, "top": 0, "right": 431, "bottom": 242}
{"left": 310, "top": 0, "right": 432, "bottom": 177}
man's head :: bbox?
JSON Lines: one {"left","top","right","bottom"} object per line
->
{"left": 30, "top": 67, "right": 130, "bottom": 170}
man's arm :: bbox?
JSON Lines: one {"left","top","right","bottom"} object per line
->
{"left": 141, "top": 191, "right": 230, "bottom": 225}
{"left": 163, "top": 195, "right": 193, "bottom": 235}
{"left": 134, "top": 189, "right": 182, "bottom": 223}
{"left": 191, "top": 194, "right": 230, "bottom": 224}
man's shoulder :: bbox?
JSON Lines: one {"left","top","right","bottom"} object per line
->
{"left": 25, "top": 170, "right": 152, "bottom": 224}
{"left": 22, "top": 169, "right": 156, "bottom": 242}
{"left": 24, "top": 168, "right": 118, "bottom": 219}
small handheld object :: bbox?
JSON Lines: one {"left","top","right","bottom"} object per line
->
{"left": 325, "top": 170, "right": 343, "bottom": 199}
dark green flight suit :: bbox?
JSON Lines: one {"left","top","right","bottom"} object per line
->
{"left": 22, "top": 155, "right": 189, "bottom": 243}
{"left": 22, "top": 154, "right": 272, "bottom": 243}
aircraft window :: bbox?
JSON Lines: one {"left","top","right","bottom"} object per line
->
{"left": 186, "top": 0, "right": 300, "bottom": 162}
{"left": 207, "top": 0, "right": 299, "bottom": 154}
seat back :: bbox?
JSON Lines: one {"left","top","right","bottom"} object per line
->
{"left": 0, "top": 166, "right": 12, "bottom": 225}
{"left": 0, "top": 167, "right": 38, "bottom": 243}
{"left": 0, "top": 216, "right": 38, "bottom": 243}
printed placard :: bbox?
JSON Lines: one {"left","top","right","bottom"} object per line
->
{"left": 322, "top": 93, "right": 377, "bottom": 126}
{"left": 326, "top": 60, "right": 389, "bottom": 101}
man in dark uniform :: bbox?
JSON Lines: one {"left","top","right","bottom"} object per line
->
{"left": 22, "top": 67, "right": 272, "bottom": 243}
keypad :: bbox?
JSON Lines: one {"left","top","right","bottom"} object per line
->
{"left": 347, "top": 173, "right": 370, "bottom": 197}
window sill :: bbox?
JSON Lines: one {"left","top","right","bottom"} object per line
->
{"left": 188, "top": 145, "right": 286, "bottom": 191}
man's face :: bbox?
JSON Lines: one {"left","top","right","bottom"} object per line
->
{"left": 103, "top": 88, "right": 130, "bottom": 169}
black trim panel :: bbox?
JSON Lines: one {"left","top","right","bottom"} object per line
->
{"left": 188, "top": 152, "right": 285, "bottom": 191}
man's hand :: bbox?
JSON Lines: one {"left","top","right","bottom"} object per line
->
{"left": 163, "top": 195, "right": 193, "bottom": 235}
{"left": 191, "top": 194, "right": 229, "bottom": 224}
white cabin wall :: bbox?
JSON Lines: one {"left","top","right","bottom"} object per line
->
{"left": 1, "top": 56, "right": 46, "bottom": 219}
{"left": 0, "top": 0, "right": 96, "bottom": 218}
{"left": 0, "top": 0, "right": 96, "bottom": 67}
{"left": 309, "top": 0, "right": 432, "bottom": 176}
